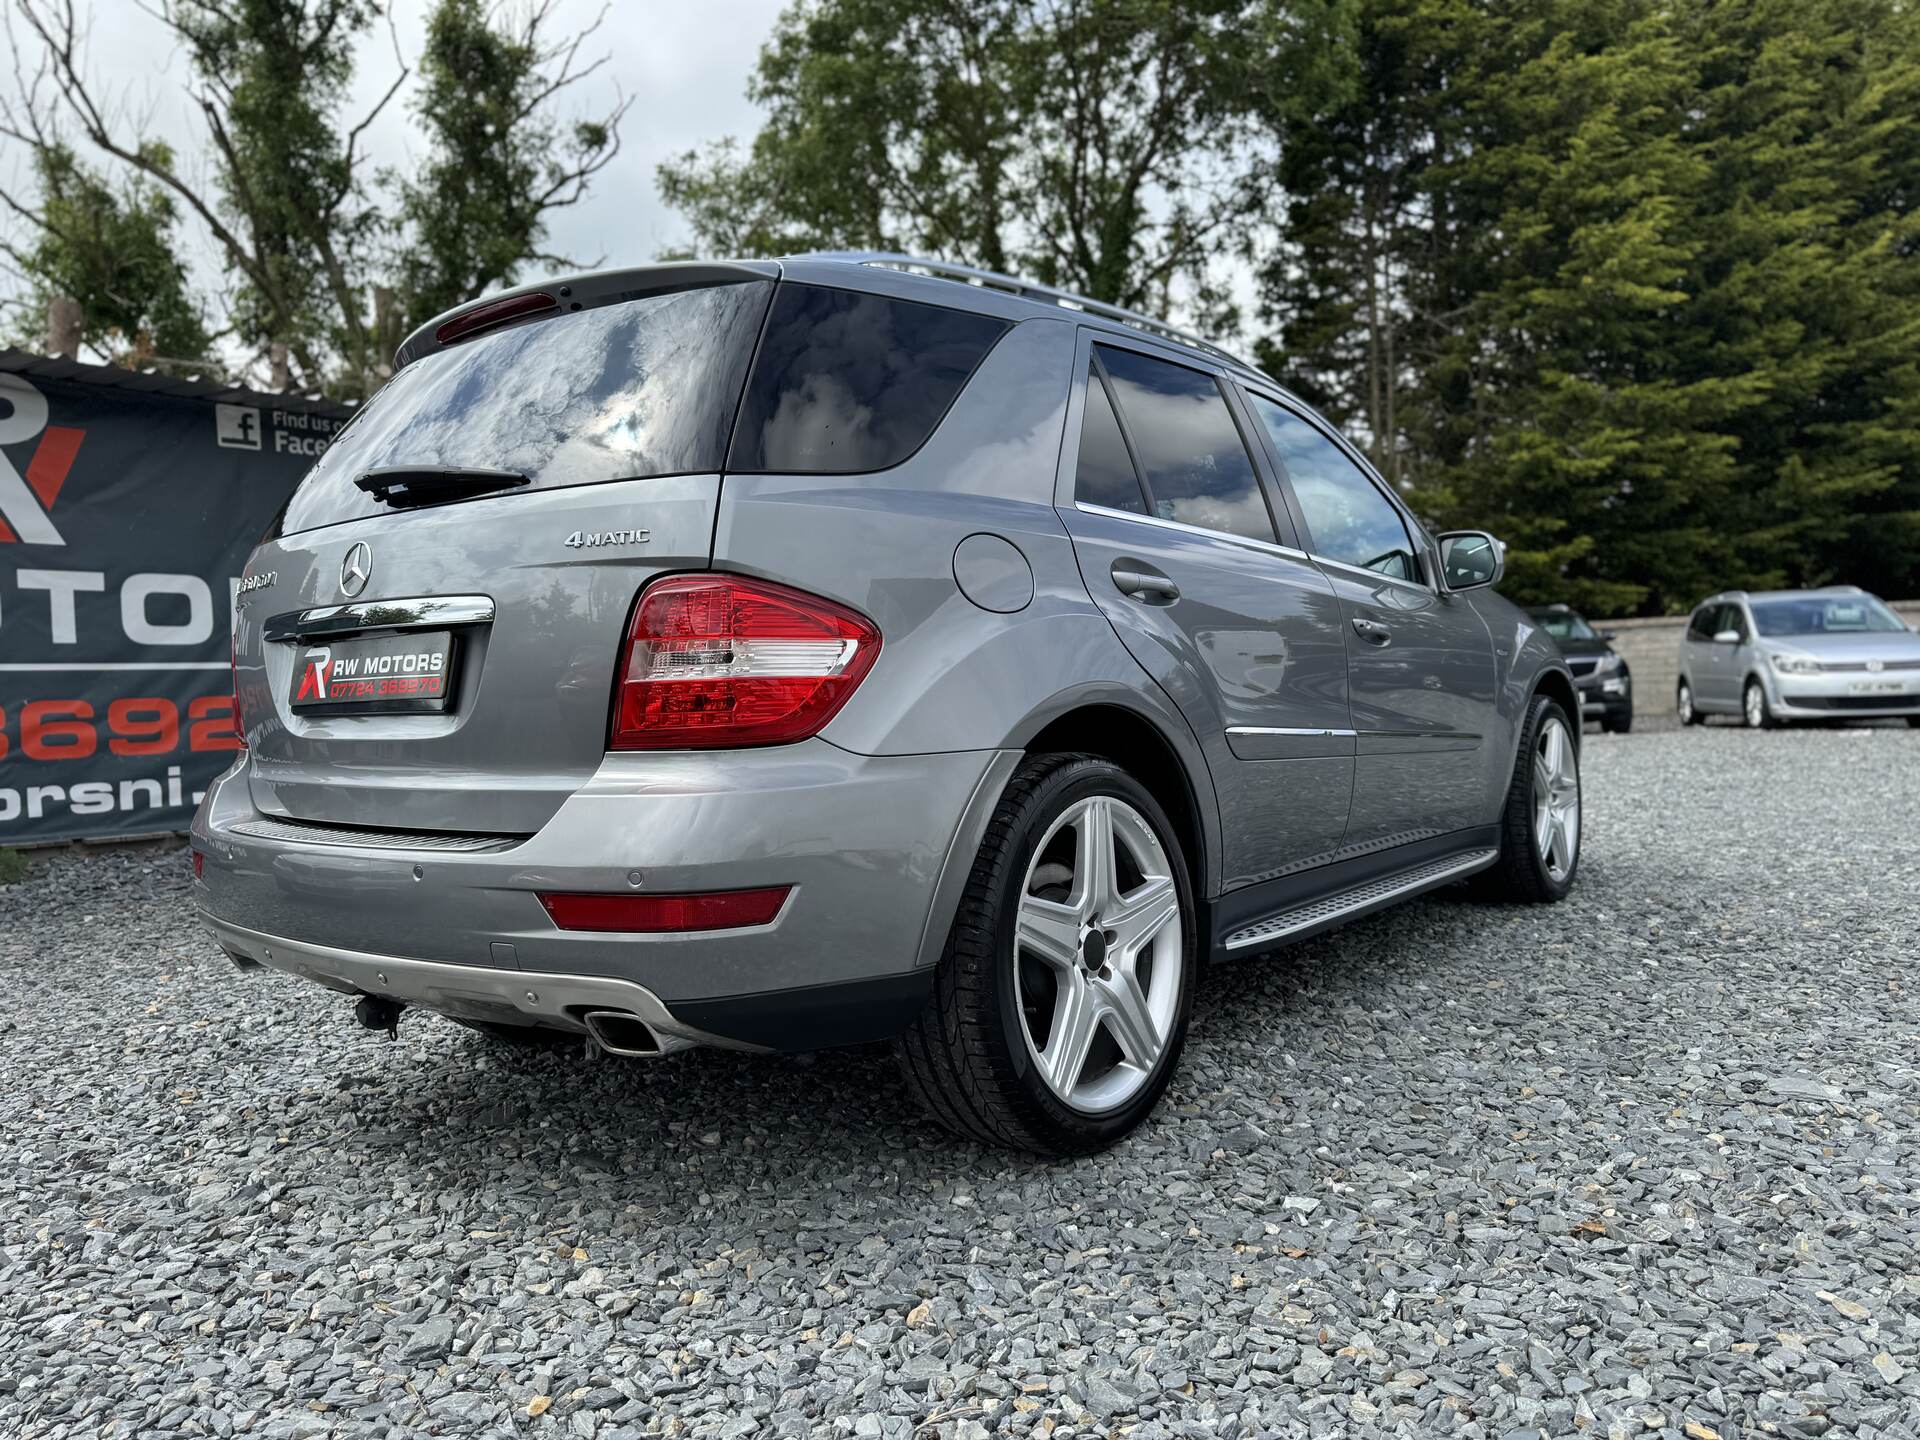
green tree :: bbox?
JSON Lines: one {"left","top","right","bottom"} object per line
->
{"left": 1, "top": 140, "right": 213, "bottom": 363}
{"left": 1671, "top": 0, "right": 1920, "bottom": 602}
{"left": 659, "top": 0, "right": 1358, "bottom": 311}
{"left": 1265, "top": 0, "right": 1920, "bottom": 614}
{"left": 394, "top": 0, "right": 627, "bottom": 329}
{"left": 1, "top": 0, "right": 628, "bottom": 397}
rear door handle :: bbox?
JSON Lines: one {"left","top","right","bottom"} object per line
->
{"left": 1352, "top": 617, "right": 1392, "bottom": 646}
{"left": 1112, "top": 565, "right": 1180, "bottom": 603}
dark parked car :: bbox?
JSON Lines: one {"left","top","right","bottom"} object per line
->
{"left": 1529, "top": 605, "right": 1632, "bottom": 733}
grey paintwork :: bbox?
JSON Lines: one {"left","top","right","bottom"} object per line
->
{"left": 195, "top": 254, "right": 1574, "bottom": 1046}
{"left": 1677, "top": 588, "right": 1920, "bottom": 721}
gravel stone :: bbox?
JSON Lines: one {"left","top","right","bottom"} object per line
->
{"left": 3, "top": 727, "right": 1918, "bottom": 1437}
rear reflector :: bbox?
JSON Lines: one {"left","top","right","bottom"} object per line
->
{"left": 611, "top": 574, "right": 881, "bottom": 749}
{"left": 228, "top": 627, "right": 247, "bottom": 748}
{"left": 435, "top": 291, "right": 558, "bottom": 346}
{"left": 537, "top": 887, "right": 791, "bottom": 933}
{"left": 192, "top": 850, "right": 205, "bottom": 879}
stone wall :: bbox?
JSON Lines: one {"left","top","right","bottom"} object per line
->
{"left": 1586, "top": 599, "right": 1920, "bottom": 718}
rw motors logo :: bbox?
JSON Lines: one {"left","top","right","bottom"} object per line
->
{"left": 0, "top": 374, "right": 85, "bottom": 546}
{"left": 294, "top": 648, "right": 334, "bottom": 703}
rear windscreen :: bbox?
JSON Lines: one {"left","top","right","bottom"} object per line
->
{"left": 276, "top": 280, "right": 774, "bottom": 535}
{"left": 727, "top": 283, "right": 1009, "bottom": 473}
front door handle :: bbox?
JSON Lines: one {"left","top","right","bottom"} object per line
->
{"left": 1112, "top": 565, "right": 1180, "bottom": 604}
{"left": 1352, "top": 617, "right": 1392, "bottom": 646}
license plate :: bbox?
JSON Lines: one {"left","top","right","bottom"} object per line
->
{"left": 291, "top": 631, "right": 456, "bottom": 714}
{"left": 1850, "top": 679, "right": 1909, "bottom": 694}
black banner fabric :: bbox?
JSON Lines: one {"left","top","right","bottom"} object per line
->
{"left": 0, "top": 369, "right": 344, "bottom": 843}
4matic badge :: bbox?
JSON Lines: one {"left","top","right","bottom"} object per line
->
{"left": 564, "top": 527, "right": 651, "bottom": 550}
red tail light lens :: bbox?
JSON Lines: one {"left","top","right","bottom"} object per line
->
{"left": 538, "top": 887, "right": 791, "bottom": 933}
{"left": 434, "top": 290, "right": 557, "bottom": 346}
{"left": 611, "top": 575, "right": 881, "bottom": 749}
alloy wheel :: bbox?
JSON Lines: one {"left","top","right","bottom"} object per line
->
{"left": 1676, "top": 682, "right": 1694, "bottom": 725}
{"left": 1744, "top": 683, "right": 1765, "bottom": 729}
{"left": 1014, "top": 795, "right": 1184, "bottom": 1113}
{"left": 1531, "top": 717, "right": 1580, "bottom": 882}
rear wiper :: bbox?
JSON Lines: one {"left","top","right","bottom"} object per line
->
{"left": 355, "top": 465, "right": 531, "bottom": 509}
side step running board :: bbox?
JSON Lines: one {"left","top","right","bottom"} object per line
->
{"left": 1222, "top": 848, "right": 1499, "bottom": 953}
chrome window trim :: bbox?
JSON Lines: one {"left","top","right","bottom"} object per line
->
{"left": 1073, "top": 502, "right": 1313, "bottom": 564}
{"left": 263, "top": 594, "right": 496, "bottom": 643}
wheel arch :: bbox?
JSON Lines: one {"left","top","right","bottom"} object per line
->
{"left": 1019, "top": 702, "right": 1211, "bottom": 904}
{"left": 1532, "top": 666, "right": 1581, "bottom": 751}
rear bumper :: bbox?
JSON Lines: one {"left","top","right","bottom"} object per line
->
{"left": 193, "top": 741, "right": 1016, "bottom": 1050}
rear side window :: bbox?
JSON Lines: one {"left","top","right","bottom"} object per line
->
{"left": 276, "top": 281, "right": 774, "bottom": 535}
{"left": 1073, "top": 364, "right": 1148, "bottom": 514}
{"left": 1095, "top": 345, "right": 1274, "bottom": 543}
{"left": 728, "top": 284, "right": 1010, "bottom": 473}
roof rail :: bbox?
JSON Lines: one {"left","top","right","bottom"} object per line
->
{"left": 801, "top": 251, "right": 1258, "bottom": 374}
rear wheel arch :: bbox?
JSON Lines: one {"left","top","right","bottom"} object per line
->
{"left": 1020, "top": 703, "right": 1210, "bottom": 903}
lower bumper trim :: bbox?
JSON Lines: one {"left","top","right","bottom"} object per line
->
{"left": 202, "top": 915, "right": 764, "bottom": 1054}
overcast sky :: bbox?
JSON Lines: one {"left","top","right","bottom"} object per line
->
{"left": 4, "top": 0, "right": 785, "bottom": 328}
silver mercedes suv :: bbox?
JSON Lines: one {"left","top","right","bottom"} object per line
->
{"left": 193, "top": 254, "right": 1581, "bottom": 1154}
{"left": 1676, "top": 587, "right": 1920, "bottom": 729}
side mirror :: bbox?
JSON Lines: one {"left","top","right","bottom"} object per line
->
{"left": 1712, "top": 628, "right": 1742, "bottom": 645}
{"left": 1437, "top": 530, "right": 1504, "bottom": 590}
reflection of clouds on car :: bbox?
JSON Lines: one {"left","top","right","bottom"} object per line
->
{"left": 1101, "top": 347, "right": 1272, "bottom": 544}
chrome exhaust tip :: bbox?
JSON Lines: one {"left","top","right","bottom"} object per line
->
{"left": 580, "top": 1009, "right": 663, "bottom": 1057}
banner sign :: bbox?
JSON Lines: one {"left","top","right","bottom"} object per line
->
{"left": 0, "top": 367, "right": 346, "bottom": 843}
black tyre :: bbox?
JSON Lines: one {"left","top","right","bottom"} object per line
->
{"left": 1676, "top": 678, "right": 1704, "bottom": 725}
{"left": 1742, "top": 677, "right": 1777, "bottom": 730}
{"left": 1906, "top": 716, "right": 1920, "bottom": 730}
{"left": 1475, "top": 693, "right": 1581, "bottom": 904}
{"left": 1602, "top": 711, "right": 1633, "bottom": 735}
{"left": 894, "top": 754, "right": 1197, "bottom": 1156}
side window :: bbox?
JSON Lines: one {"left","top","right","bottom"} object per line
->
{"left": 1095, "top": 345, "right": 1275, "bottom": 543}
{"left": 1687, "top": 607, "right": 1715, "bottom": 640}
{"left": 1248, "top": 396, "right": 1418, "bottom": 582}
{"left": 1073, "top": 364, "right": 1148, "bottom": 514}
{"left": 728, "top": 283, "right": 1010, "bottom": 473}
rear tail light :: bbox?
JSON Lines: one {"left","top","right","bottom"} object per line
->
{"left": 611, "top": 574, "right": 881, "bottom": 749}
{"left": 538, "top": 887, "right": 791, "bottom": 933}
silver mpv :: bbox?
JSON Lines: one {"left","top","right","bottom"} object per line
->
{"left": 194, "top": 255, "right": 1582, "bottom": 1154}
{"left": 1676, "top": 587, "right": 1920, "bottom": 729}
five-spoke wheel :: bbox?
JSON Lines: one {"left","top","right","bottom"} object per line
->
{"left": 895, "top": 755, "right": 1195, "bottom": 1155}
{"left": 1531, "top": 716, "right": 1580, "bottom": 883}
{"left": 1013, "top": 795, "right": 1183, "bottom": 1112}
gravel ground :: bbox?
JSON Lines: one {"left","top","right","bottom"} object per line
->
{"left": 4, "top": 727, "right": 1919, "bottom": 1440}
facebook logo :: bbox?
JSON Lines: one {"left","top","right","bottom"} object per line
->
{"left": 214, "top": 404, "right": 262, "bottom": 451}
